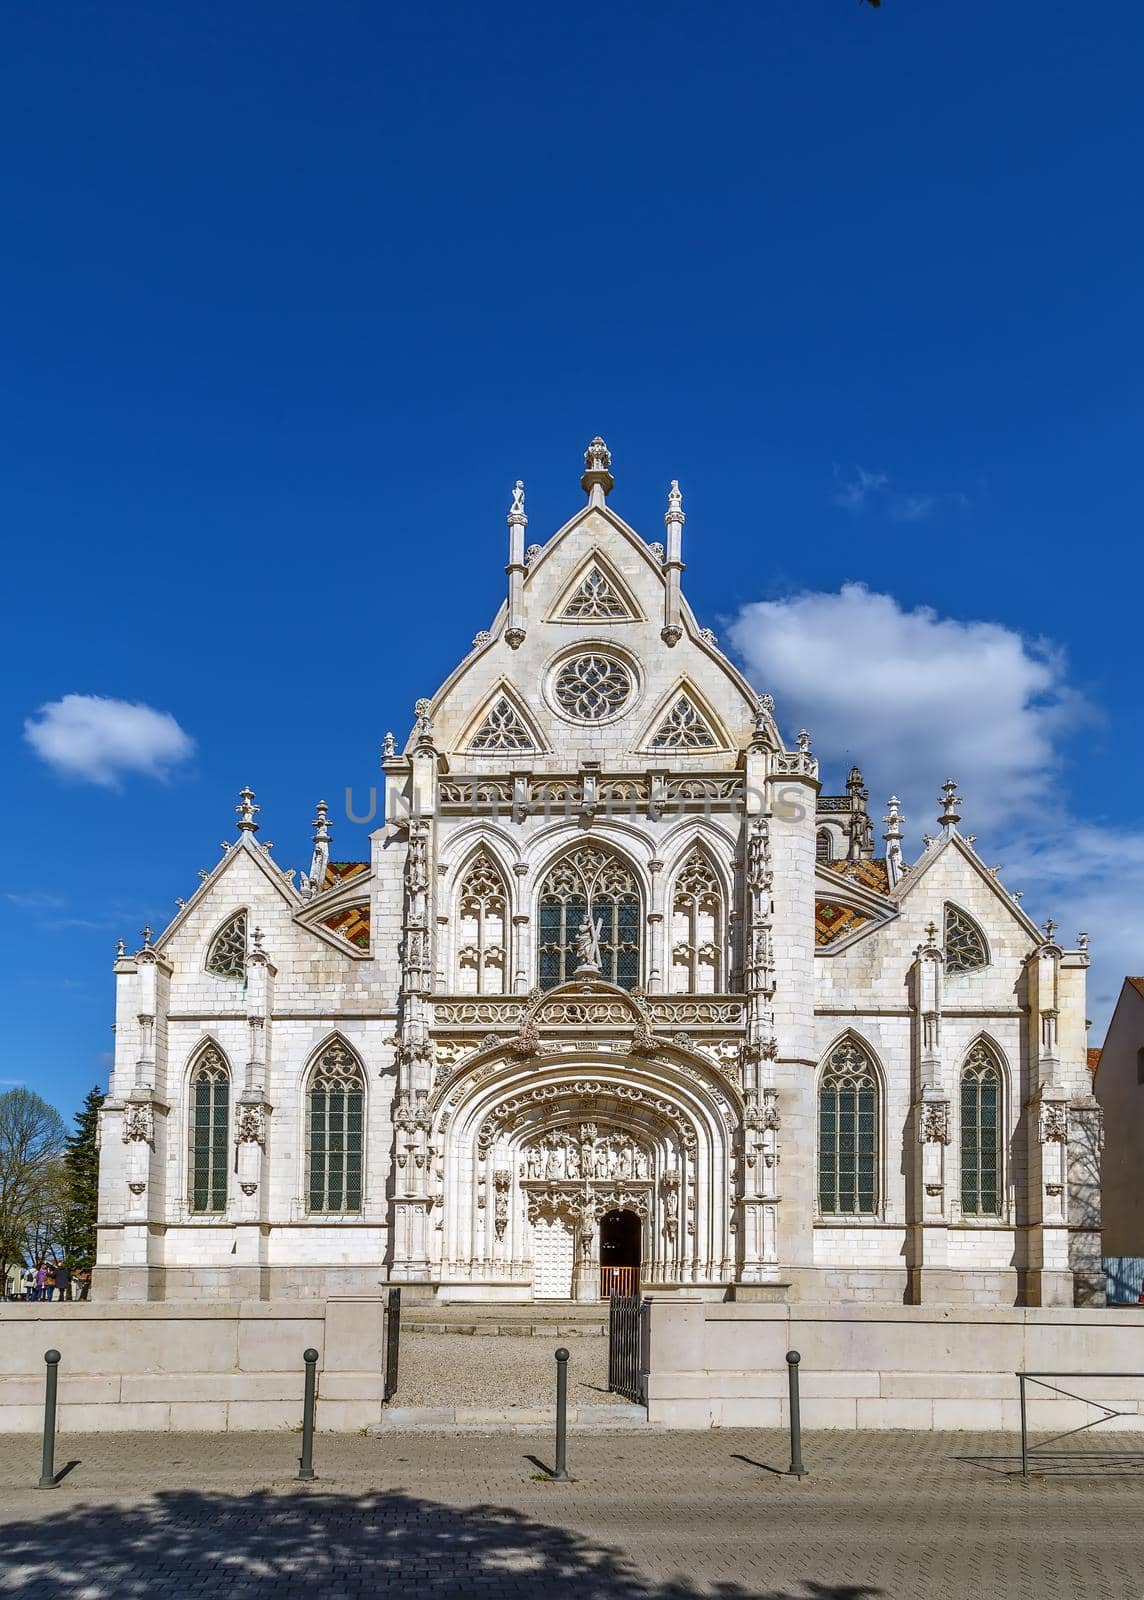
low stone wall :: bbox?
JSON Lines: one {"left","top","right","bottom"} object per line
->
{"left": 642, "top": 1297, "right": 1144, "bottom": 1430}
{"left": 0, "top": 1298, "right": 386, "bottom": 1433}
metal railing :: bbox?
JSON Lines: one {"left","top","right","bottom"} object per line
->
{"left": 607, "top": 1293, "right": 644, "bottom": 1402}
{"left": 1018, "top": 1371, "right": 1144, "bottom": 1476}
{"left": 384, "top": 1286, "right": 401, "bottom": 1401}
{"left": 600, "top": 1265, "right": 638, "bottom": 1298}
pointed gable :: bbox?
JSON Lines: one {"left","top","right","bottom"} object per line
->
{"left": 557, "top": 561, "right": 635, "bottom": 621}
{"left": 649, "top": 693, "right": 719, "bottom": 750}
{"left": 467, "top": 694, "right": 536, "bottom": 752}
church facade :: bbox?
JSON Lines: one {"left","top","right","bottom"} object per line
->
{"left": 95, "top": 440, "right": 1103, "bottom": 1307}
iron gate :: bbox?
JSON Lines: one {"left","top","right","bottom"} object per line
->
{"left": 608, "top": 1293, "right": 644, "bottom": 1402}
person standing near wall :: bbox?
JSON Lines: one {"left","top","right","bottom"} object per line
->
{"left": 54, "top": 1262, "right": 71, "bottom": 1302}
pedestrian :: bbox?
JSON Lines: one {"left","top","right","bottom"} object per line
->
{"left": 21, "top": 1266, "right": 35, "bottom": 1301}
{"left": 55, "top": 1262, "right": 72, "bottom": 1302}
{"left": 43, "top": 1263, "right": 57, "bottom": 1302}
{"left": 34, "top": 1261, "right": 47, "bottom": 1302}
{"left": 73, "top": 1267, "right": 92, "bottom": 1302}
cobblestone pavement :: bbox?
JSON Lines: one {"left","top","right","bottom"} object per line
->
{"left": 398, "top": 1329, "right": 625, "bottom": 1406}
{"left": 2, "top": 1428, "right": 1143, "bottom": 1599}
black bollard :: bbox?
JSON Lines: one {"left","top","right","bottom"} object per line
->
{"left": 551, "top": 1346, "right": 571, "bottom": 1481}
{"left": 786, "top": 1350, "right": 805, "bottom": 1479}
{"left": 36, "top": 1350, "right": 61, "bottom": 1490}
{"left": 297, "top": 1347, "right": 319, "bottom": 1481}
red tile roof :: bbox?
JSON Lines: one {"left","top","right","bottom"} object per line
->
{"left": 323, "top": 861, "right": 369, "bottom": 889}
{"left": 823, "top": 858, "right": 890, "bottom": 895}
{"left": 1087, "top": 1047, "right": 1101, "bottom": 1078}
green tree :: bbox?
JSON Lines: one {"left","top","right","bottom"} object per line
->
{"left": 60, "top": 1085, "right": 105, "bottom": 1287}
{"left": 0, "top": 1088, "right": 67, "bottom": 1289}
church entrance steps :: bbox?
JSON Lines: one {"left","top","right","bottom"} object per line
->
{"left": 396, "top": 1325, "right": 619, "bottom": 1410}
{"left": 402, "top": 1301, "right": 609, "bottom": 1338}
{"left": 373, "top": 1402, "right": 656, "bottom": 1432}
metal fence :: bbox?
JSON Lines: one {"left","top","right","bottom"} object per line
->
{"left": 608, "top": 1294, "right": 643, "bottom": 1402}
{"left": 1018, "top": 1371, "right": 1144, "bottom": 1476}
{"left": 383, "top": 1286, "right": 401, "bottom": 1401}
{"left": 1102, "top": 1256, "right": 1144, "bottom": 1306}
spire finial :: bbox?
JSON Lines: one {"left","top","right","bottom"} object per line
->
{"left": 140, "top": 926, "right": 153, "bottom": 950}
{"left": 116, "top": 938, "right": 126, "bottom": 959}
{"left": 308, "top": 798, "right": 331, "bottom": 893}
{"left": 312, "top": 799, "right": 330, "bottom": 843}
{"left": 581, "top": 436, "right": 614, "bottom": 504}
{"left": 797, "top": 729, "right": 812, "bottom": 755}
{"left": 924, "top": 919, "right": 939, "bottom": 946}
{"left": 665, "top": 479, "right": 684, "bottom": 526}
{"left": 508, "top": 479, "right": 527, "bottom": 524}
{"left": 236, "top": 786, "right": 260, "bottom": 832}
{"left": 382, "top": 731, "right": 396, "bottom": 759}
{"left": 883, "top": 795, "right": 905, "bottom": 889}
{"left": 1043, "top": 917, "right": 1057, "bottom": 943}
{"left": 938, "top": 778, "right": 961, "bottom": 831}
{"left": 253, "top": 925, "right": 264, "bottom": 952}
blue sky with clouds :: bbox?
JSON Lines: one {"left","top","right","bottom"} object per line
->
{"left": 2, "top": 3, "right": 1141, "bottom": 1118}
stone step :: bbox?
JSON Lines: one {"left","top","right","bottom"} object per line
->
{"left": 373, "top": 1402, "right": 654, "bottom": 1432}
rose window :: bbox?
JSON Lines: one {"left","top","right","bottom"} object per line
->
{"left": 553, "top": 653, "right": 632, "bottom": 721}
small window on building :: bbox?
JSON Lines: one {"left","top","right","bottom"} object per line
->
{"left": 206, "top": 911, "right": 247, "bottom": 979}
{"left": 944, "top": 903, "right": 988, "bottom": 974}
{"left": 816, "top": 830, "right": 832, "bottom": 864}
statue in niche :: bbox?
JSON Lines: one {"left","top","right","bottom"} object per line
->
{"left": 618, "top": 1143, "right": 633, "bottom": 1180}
{"left": 634, "top": 1148, "right": 649, "bottom": 1179}
{"left": 525, "top": 1146, "right": 541, "bottom": 1179}
{"left": 565, "top": 1141, "right": 580, "bottom": 1179}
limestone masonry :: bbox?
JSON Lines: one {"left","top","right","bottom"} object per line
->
{"left": 96, "top": 438, "right": 1103, "bottom": 1307}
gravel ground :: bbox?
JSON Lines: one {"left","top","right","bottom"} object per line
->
{"left": 397, "top": 1330, "right": 626, "bottom": 1407}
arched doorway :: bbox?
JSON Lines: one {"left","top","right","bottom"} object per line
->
{"left": 599, "top": 1207, "right": 641, "bottom": 1297}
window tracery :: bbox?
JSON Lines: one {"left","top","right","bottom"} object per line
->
{"left": 960, "top": 1043, "right": 1002, "bottom": 1216}
{"left": 945, "top": 904, "right": 988, "bottom": 973}
{"left": 537, "top": 846, "right": 640, "bottom": 989}
{"left": 468, "top": 696, "right": 535, "bottom": 751}
{"left": 818, "top": 1038, "right": 878, "bottom": 1216}
{"left": 206, "top": 911, "right": 247, "bottom": 979}
{"left": 559, "top": 564, "right": 631, "bottom": 620}
{"left": 552, "top": 654, "right": 633, "bottom": 721}
{"left": 189, "top": 1046, "right": 229, "bottom": 1214}
{"left": 456, "top": 850, "right": 508, "bottom": 994}
{"left": 670, "top": 846, "right": 724, "bottom": 993}
{"left": 307, "top": 1041, "right": 365, "bottom": 1214}
{"left": 816, "top": 830, "right": 833, "bottom": 864}
{"left": 650, "top": 695, "right": 718, "bottom": 750}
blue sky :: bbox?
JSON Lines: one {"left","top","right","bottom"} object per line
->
{"left": 2, "top": 3, "right": 1141, "bottom": 1119}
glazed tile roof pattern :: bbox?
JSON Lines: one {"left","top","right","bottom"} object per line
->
{"left": 319, "top": 903, "right": 370, "bottom": 950}
{"left": 323, "top": 861, "right": 370, "bottom": 889}
{"left": 815, "top": 857, "right": 889, "bottom": 947}
{"left": 822, "top": 857, "right": 891, "bottom": 895}
{"left": 1087, "top": 1047, "right": 1102, "bottom": 1078}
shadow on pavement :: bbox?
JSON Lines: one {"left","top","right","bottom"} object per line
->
{"left": 0, "top": 1487, "right": 884, "bottom": 1598}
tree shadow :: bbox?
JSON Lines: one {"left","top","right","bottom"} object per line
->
{"left": 0, "top": 1486, "right": 884, "bottom": 1598}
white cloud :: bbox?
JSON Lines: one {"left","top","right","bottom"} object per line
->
{"left": 726, "top": 582, "right": 1137, "bottom": 1032}
{"left": 24, "top": 694, "right": 195, "bottom": 788}
{"left": 728, "top": 583, "right": 1087, "bottom": 822}
{"left": 6, "top": 891, "right": 65, "bottom": 910}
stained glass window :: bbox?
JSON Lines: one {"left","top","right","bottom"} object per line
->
{"left": 960, "top": 1043, "right": 1001, "bottom": 1216}
{"left": 190, "top": 1046, "right": 229, "bottom": 1213}
{"left": 456, "top": 850, "right": 508, "bottom": 994}
{"left": 206, "top": 911, "right": 247, "bottom": 979}
{"left": 537, "top": 846, "right": 640, "bottom": 990}
{"left": 307, "top": 1042, "right": 365, "bottom": 1213}
{"left": 552, "top": 654, "right": 632, "bottom": 721}
{"left": 819, "top": 1039, "right": 878, "bottom": 1216}
{"left": 650, "top": 695, "right": 718, "bottom": 750}
{"left": 945, "top": 904, "right": 988, "bottom": 974}
{"left": 670, "top": 845, "right": 723, "bottom": 993}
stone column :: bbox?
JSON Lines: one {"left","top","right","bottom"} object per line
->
{"left": 906, "top": 931, "right": 954, "bottom": 1302}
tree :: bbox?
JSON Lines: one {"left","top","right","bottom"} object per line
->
{"left": 60, "top": 1085, "right": 105, "bottom": 1287}
{"left": 0, "top": 1088, "right": 67, "bottom": 1288}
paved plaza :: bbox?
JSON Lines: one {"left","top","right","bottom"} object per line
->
{"left": 1, "top": 1427, "right": 1143, "bottom": 1599}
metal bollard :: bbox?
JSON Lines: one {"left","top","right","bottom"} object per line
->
{"left": 551, "top": 1346, "right": 571, "bottom": 1481}
{"left": 786, "top": 1350, "right": 806, "bottom": 1479}
{"left": 297, "top": 1347, "right": 319, "bottom": 1482}
{"left": 36, "top": 1350, "right": 61, "bottom": 1490}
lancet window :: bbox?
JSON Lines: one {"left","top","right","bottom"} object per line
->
{"left": 960, "top": 1043, "right": 1002, "bottom": 1217}
{"left": 455, "top": 850, "right": 508, "bottom": 994}
{"left": 189, "top": 1046, "right": 230, "bottom": 1214}
{"left": 670, "top": 846, "right": 724, "bottom": 993}
{"left": 818, "top": 1038, "right": 879, "bottom": 1216}
{"left": 306, "top": 1041, "right": 365, "bottom": 1214}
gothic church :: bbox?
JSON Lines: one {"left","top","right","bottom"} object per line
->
{"left": 97, "top": 440, "right": 1102, "bottom": 1307}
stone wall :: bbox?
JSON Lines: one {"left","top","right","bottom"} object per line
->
{"left": 0, "top": 1298, "right": 386, "bottom": 1433}
{"left": 642, "top": 1295, "right": 1144, "bottom": 1429}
